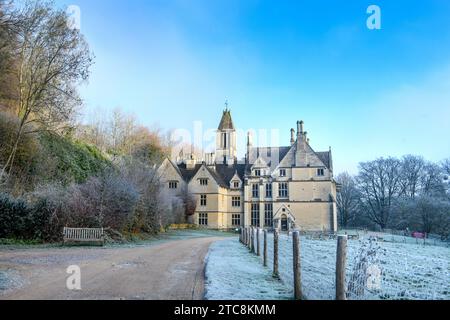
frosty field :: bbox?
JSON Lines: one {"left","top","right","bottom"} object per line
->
{"left": 273, "top": 233, "right": 449, "bottom": 300}
{"left": 206, "top": 233, "right": 450, "bottom": 300}
{"left": 204, "top": 239, "right": 292, "bottom": 300}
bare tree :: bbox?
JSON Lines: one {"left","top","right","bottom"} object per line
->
{"left": 399, "top": 155, "right": 426, "bottom": 199}
{"left": 357, "top": 158, "right": 403, "bottom": 230}
{"left": 395, "top": 195, "right": 450, "bottom": 237}
{"left": 421, "top": 163, "right": 445, "bottom": 197}
{"left": 0, "top": 0, "right": 18, "bottom": 107}
{"left": 0, "top": 1, "right": 93, "bottom": 180}
{"left": 442, "top": 158, "right": 450, "bottom": 194}
{"left": 336, "top": 172, "right": 359, "bottom": 228}
{"left": 443, "top": 158, "right": 450, "bottom": 176}
{"left": 179, "top": 184, "right": 197, "bottom": 224}
{"left": 76, "top": 107, "right": 169, "bottom": 164}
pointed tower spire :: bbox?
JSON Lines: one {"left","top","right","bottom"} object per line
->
{"left": 218, "top": 106, "right": 235, "bottom": 130}
{"left": 216, "top": 103, "right": 237, "bottom": 165}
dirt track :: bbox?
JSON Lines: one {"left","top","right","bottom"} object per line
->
{"left": 0, "top": 236, "right": 224, "bottom": 300}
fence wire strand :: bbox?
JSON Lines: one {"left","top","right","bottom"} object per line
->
{"left": 244, "top": 228, "right": 450, "bottom": 300}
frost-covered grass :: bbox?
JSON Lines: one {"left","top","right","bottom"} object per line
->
{"left": 260, "top": 232, "right": 450, "bottom": 300}
{"left": 204, "top": 238, "right": 292, "bottom": 300}
{"left": 338, "top": 229, "right": 449, "bottom": 248}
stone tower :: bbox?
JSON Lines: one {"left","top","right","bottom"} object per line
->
{"left": 216, "top": 106, "right": 237, "bottom": 165}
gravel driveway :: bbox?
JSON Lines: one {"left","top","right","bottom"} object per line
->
{"left": 0, "top": 236, "right": 225, "bottom": 300}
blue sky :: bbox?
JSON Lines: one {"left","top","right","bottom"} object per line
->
{"left": 55, "top": 0, "right": 450, "bottom": 174}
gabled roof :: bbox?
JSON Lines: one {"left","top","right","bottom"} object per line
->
{"left": 316, "top": 151, "right": 332, "bottom": 170}
{"left": 158, "top": 158, "right": 184, "bottom": 180}
{"left": 251, "top": 156, "right": 269, "bottom": 169}
{"left": 273, "top": 204, "right": 296, "bottom": 221}
{"left": 248, "top": 144, "right": 333, "bottom": 171}
{"left": 218, "top": 109, "right": 235, "bottom": 130}
{"left": 175, "top": 162, "right": 246, "bottom": 189}
{"left": 213, "top": 163, "right": 246, "bottom": 187}
{"left": 177, "top": 163, "right": 203, "bottom": 182}
{"left": 295, "top": 137, "right": 333, "bottom": 170}
{"left": 248, "top": 146, "right": 291, "bottom": 168}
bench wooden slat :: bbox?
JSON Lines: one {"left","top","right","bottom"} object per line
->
{"left": 63, "top": 227, "right": 104, "bottom": 246}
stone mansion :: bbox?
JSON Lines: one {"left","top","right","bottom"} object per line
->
{"left": 158, "top": 109, "right": 338, "bottom": 232}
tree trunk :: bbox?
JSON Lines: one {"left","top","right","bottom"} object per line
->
{"left": 0, "top": 125, "right": 23, "bottom": 180}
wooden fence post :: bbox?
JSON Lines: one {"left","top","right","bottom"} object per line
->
{"left": 293, "top": 231, "right": 302, "bottom": 300}
{"left": 247, "top": 228, "right": 250, "bottom": 248}
{"left": 263, "top": 229, "right": 268, "bottom": 267}
{"left": 257, "top": 228, "right": 261, "bottom": 256}
{"left": 246, "top": 227, "right": 249, "bottom": 248}
{"left": 273, "top": 229, "right": 279, "bottom": 278}
{"left": 246, "top": 227, "right": 249, "bottom": 245}
{"left": 336, "top": 235, "right": 348, "bottom": 300}
{"left": 250, "top": 227, "right": 254, "bottom": 253}
{"left": 252, "top": 227, "right": 256, "bottom": 254}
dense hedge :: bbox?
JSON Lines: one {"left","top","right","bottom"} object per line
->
{"left": 0, "top": 192, "right": 30, "bottom": 239}
{"left": 0, "top": 192, "right": 62, "bottom": 242}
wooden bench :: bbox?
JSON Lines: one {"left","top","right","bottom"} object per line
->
{"left": 63, "top": 227, "right": 105, "bottom": 246}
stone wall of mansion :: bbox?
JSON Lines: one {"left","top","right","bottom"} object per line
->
{"left": 157, "top": 109, "right": 338, "bottom": 233}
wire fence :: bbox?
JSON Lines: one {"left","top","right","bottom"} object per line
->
{"left": 339, "top": 229, "right": 450, "bottom": 248}
{"left": 240, "top": 227, "right": 450, "bottom": 300}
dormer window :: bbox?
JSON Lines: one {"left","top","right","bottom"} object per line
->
{"left": 169, "top": 181, "right": 178, "bottom": 189}
{"left": 233, "top": 181, "right": 240, "bottom": 189}
{"left": 317, "top": 169, "right": 325, "bottom": 177}
{"left": 255, "top": 169, "right": 261, "bottom": 177}
{"left": 280, "top": 169, "right": 286, "bottom": 177}
{"left": 200, "top": 178, "right": 209, "bottom": 186}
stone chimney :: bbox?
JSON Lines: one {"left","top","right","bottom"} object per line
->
{"left": 295, "top": 120, "right": 308, "bottom": 166}
{"left": 185, "top": 152, "right": 197, "bottom": 169}
{"left": 290, "top": 128, "right": 295, "bottom": 145}
{"left": 246, "top": 131, "right": 253, "bottom": 164}
{"left": 297, "top": 120, "right": 304, "bottom": 136}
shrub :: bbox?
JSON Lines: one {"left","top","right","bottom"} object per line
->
{"left": 30, "top": 197, "right": 66, "bottom": 242}
{"left": 71, "top": 173, "right": 139, "bottom": 231}
{"left": 38, "top": 132, "right": 111, "bottom": 184}
{"left": 0, "top": 192, "right": 32, "bottom": 239}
